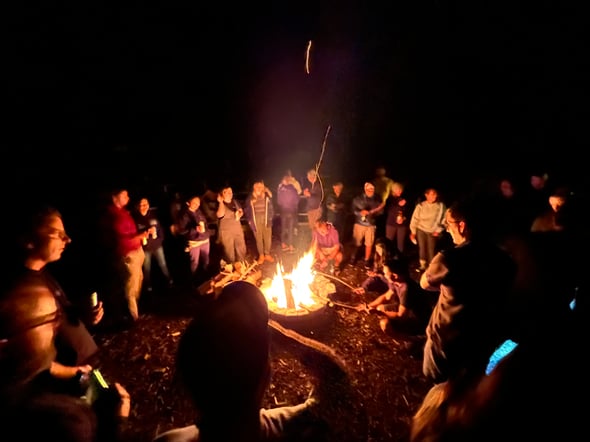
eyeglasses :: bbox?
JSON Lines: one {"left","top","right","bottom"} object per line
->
{"left": 47, "top": 228, "right": 71, "bottom": 242}
{"left": 2, "top": 309, "right": 62, "bottom": 339}
{"left": 445, "top": 219, "right": 458, "bottom": 230}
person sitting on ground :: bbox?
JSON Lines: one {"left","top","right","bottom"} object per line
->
{"left": 153, "top": 280, "right": 325, "bottom": 442}
{"left": 0, "top": 280, "right": 131, "bottom": 441}
{"left": 368, "top": 237, "right": 397, "bottom": 276}
{"left": 354, "top": 258, "right": 433, "bottom": 334}
{"left": 310, "top": 219, "right": 344, "bottom": 275}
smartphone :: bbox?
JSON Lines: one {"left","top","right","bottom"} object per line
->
{"left": 83, "top": 369, "right": 110, "bottom": 405}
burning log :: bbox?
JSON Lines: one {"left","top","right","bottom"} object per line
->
{"left": 283, "top": 279, "right": 296, "bottom": 310}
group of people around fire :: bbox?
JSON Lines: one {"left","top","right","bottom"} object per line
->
{"left": 1, "top": 163, "right": 587, "bottom": 441}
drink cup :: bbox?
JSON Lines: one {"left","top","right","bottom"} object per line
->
{"left": 90, "top": 292, "right": 98, "bottom": 308}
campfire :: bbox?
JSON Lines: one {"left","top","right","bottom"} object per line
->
{"left": 260, "top": 250, "right": 336, "bottom": 318}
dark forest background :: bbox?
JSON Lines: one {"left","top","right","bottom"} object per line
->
{"left": 6, "top": 1, "right": 588, "bottom": 205}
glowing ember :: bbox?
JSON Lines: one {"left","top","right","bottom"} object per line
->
{"left": 261, "top": 250, "right": 329, "bottom": 313}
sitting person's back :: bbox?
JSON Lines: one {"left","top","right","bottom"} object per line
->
{"left": 153, "top": 280, "right": 325, "bottom": 442}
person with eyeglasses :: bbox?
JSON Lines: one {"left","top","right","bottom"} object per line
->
{"left": 8, "top": 205, "right": 104, "bottom": 382}
{"left": 419, "top": 197, "right": 517, "bottom": 386}
{"left": 0, "top": 281, "right": 131, "bottom": 441}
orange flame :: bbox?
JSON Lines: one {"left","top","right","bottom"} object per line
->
{"left": 261, "top": 250, "right": 317, "bottom": 310}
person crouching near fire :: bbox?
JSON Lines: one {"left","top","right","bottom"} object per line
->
{"left": 310, "top": 219, "right": 344, "bottom": 276}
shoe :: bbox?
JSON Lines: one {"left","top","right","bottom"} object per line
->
{"left": 265, "top": 255, "right": 275, "bottom": 263}
{"left": 364, "top": 260, "right": 371, "bottom": 270}
{"left": 288, "top": 245, "right": 295, "bottom": 252}
{"left": 281, "top": 243, "right": 289, "bottom": 251}
{"left": 257, "top": 256, "right": 265, "bottom": 265}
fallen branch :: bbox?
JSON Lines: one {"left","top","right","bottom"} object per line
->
{"left": 268, "top": 318, "right": 348, "bottom": 373}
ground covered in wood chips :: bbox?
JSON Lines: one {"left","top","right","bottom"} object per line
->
{"left": 93, "top": 253, "right": 433, "bottom": 442}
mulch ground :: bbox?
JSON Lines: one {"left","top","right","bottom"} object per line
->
{"left": 92, "top": 234, "right": 433, "bottom": 442}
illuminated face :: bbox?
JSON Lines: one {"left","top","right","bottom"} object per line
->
{"left": 35, "top": 215, "right": 71, "bottom": 264}
{"left": 222, "top": 188, "right": 233, "bottom": 202}
{"left": 391, "top": 184, "right": 403, "bottom": 196}
{"left": 138, "top": 198, "right": 149, "bottom": 216}
{"left": 445, "top": 210, "right": 465, "bottom": 245}
{"left": 425, "top": 190, "right": 438, "bottom": 203}
{"left": 530, "top": 175, "right": 545, "bottom": 190}
{"left": 188, "top": 197, "right": 201, "bottom": 212}
{"left": 549, "top": 196, "right": 565, "bottom": 212}
{"left": 307, "top": 171, "right": 317, "bottom": 183}
{"left": 375, "top": 244, "right": 384, "bottom": 257}
{"left": 383, "top": 265, "right": 398, "bottom": 282}
{"left": 364, "top": 184, "right": 375, "bottom": 196}
{"left": 114, "top": 190, "right": 130, "bottom": 208}
{"left": 253, "top": 182, "right": 265, "bottom": 196}
{"left": 499, "top": 180, "right": 514, "bottom": 197}
{"left": 316, "top": 222, "right": 328, "bottom": 235}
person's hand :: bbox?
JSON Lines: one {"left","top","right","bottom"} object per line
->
{"left": 217, "top": 193, "right": 224, "bottom": 203}
{"left": 112, "top": 383, "right": 131, "bottom": 418}
{"left": 355, "top": 303, "right": 368, "bottom": 312}
{"left": 90, "top": 301, "right": 104, "bottom": 325}
{"left": 353, "top": 287, "right": 365, "bottom": 295}
{"left": 50, "top": 361, "right": 92, "bottom": 379}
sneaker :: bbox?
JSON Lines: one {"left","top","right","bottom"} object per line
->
{"left": 281, "top": 243, "right": 289, "bottom": 251}
{"left": 257, "top": 256, "right": 265, "bottom": 265}
{"left": 288, "top": 245, "right": 295, "bottom": 252}
{"left": 265, "top": 255, "right": 275, "bottom": 263}
{"left": 363, "top": 260, "right": 371, "bottom": 270}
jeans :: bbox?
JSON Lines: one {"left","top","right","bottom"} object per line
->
{"left": 143, "top": 246, "right": 172, "bottom": 288}
{"left": 280, "top": 210, "right": 297, "bottom": 247}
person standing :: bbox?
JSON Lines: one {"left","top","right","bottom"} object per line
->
{"left": 420, "top": 198, "right": 517, "bottom": 385}
{"left": 384, "top": 181, "right": 410, "bottom": 257}
{"left": 302, "top": 169, "right": 324, "bottom": 232}
{"left": 102, "top": 188, "right": 148, "bottom": 321}
{"left": 177, "top": 195, "right": 211, "bottom": 288}
{"left": 216, "top": 186, "right": 247, "bottom": 271}
{"left": 277, "top": 173, "right": 300, "bottom": 252}
{"left": 325, "top": 181, "right": 349, "bottom": 245}
{"left": 409, "top": 188, "right": 446, "bottom": 271}
{"left": 132, "top": 197, "right": 173, "bottom": 292}
{"left": 351, "top": 182, "right": 382, "bottom": 269}
{"left": 373, "top": 165, "right": 395, "bottom": 237}
{"left": 244, "top": 180, "right": 275, "bottom": 265}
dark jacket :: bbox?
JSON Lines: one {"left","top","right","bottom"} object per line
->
{"left": 132, "top": 208, "right": 165, "bottom": 252}
{"left": 177, "top": 208, "right": 210, "bottom": 243}
{"left": 277, "top": 182, "right": 300, "bottom": 213}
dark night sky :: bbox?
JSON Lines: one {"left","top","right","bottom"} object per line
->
{"left": 7, "top": 1, "right": 589, "bottom": 201}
